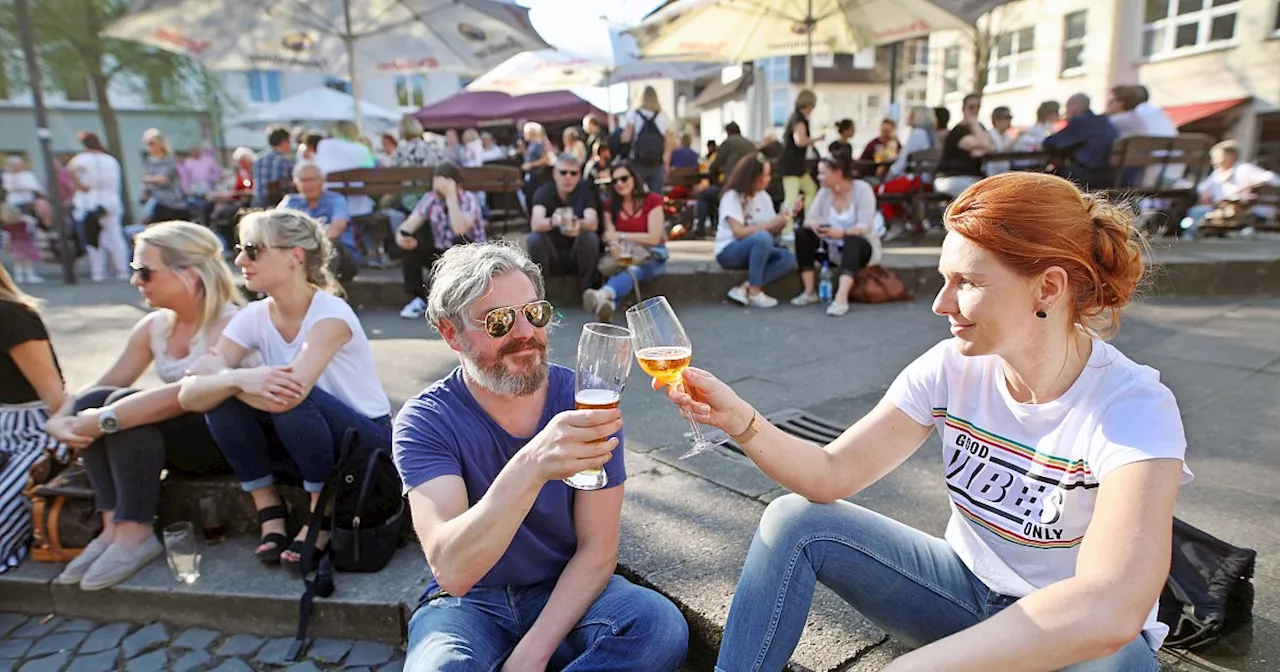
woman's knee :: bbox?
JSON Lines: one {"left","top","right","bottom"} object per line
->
{"left": 758, "top": 493, "right": 848, "bottom": 547}
{"left": 746, "top": 230, "right": 774, "bottom": 247}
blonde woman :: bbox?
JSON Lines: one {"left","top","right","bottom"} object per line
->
{"left": 622, "top": 86, "right": 674, "bottom": 194}
{"left": 141, "top": 129, "right": 190, "bottom": 223}
{"left": 562, "top": 127, "right": 587, "bottom": 164}
{"left": 0, "top": 264, "right": 67, "bottom": 573}
{"left": 178, "top": 210, "right": 390, "bottom": 571}
{"left": 460, "top": 128, "right": 485, "bottom": 167}
{"left": 392, "top": 115, "right": 444, "bottom": 168}
{"left": 44, "top": 222, "right": 252, "bottom": 590}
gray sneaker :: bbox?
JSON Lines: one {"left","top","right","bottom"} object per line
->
{"left": 54, "top": 536, "right": 111, "bottom": 585}
{"left": 79, "top": 535, "right": 163, "bottom": 591}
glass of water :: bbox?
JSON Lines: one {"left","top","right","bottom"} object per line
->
{"left": 163, "top": 522, "right": 201, "bottom": 584}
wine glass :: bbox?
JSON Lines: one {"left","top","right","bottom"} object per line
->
{"left": 566, "top": 323, "right": 633, "bottom": 490}
{"left": 625, "top": 296, "right": 726, "bottom": 459}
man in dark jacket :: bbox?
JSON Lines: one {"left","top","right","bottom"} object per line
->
{"left": 696, "top": 122, "right": 757, "bottom": 238}
{"left": 1044, "top": 93, "right": 1119, "bottom": 190}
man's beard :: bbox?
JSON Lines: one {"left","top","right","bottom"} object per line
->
{"left": 459, "top": 334, "right": 549, "bottom": 397}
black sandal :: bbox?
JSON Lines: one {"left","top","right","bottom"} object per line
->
{"left": 255, "top": 505, "right": 289, "bottom": 565}
{"left": 282, "top": 516, "right": 331, "bottom": 575}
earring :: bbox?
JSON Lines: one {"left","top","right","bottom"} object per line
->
{"left": 1035, "top": 309, "right": 1048, "bottom": 319}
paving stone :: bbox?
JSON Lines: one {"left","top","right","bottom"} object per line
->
{"left": 215, "top": 634, "right": 266, "bottom": 658}
{"left": 28, "top": 632, "right": 87, "bottom": 658}
{"left": 17, "top": 651, "right": 71, "bottom": 672}
{"left": 0, "top": 614, "right": 27, "bottom": 637}
{"left": 121, "top": 623, "right": 169, "bottom": 659}
{"left": 12, "top": 617, "right": 59, "bottom": 639}
{"left": 286, "top": 663, "right": 324, "bottom": 672}
{"left": 208, "top": 659, "right": 255, "bottom": 672}
{"left": 0, "top": 659, "right": 15, "bottom": 672}
{"left": 344, "top": 642, "right": 394, "bottom": 668}
{"left": 125, "top": 650, "right": 168, "bottom": 672}
{"left": 79, "top": 623, "right": 132, "bottom": 655}
{"left": 66, "top": 651, "right": 119, "bottom": 672}
{"left": 173, "top": 650, "right": 214, "bottom": 672}
{"left": 254, "top": 637, "right": 295, "bottom": 665}
{"left": 345, "top": 668, "right": 372, "bottom": 672}
{"left": 307, "top": 638, "right": 353, "bottom": 664}
{"left": 54, "top": 619, "right": 96, "bottom": 634}
{"left": 0, "top": 641, "right": 32, "bottom": 660}
{"left": 172, "top": 627, "right": 221, "bottom": 651}
{"left": 377, "top": 658, "right": 404, "bottom": 672}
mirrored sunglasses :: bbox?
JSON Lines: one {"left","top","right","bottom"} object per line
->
{"left": 476, "top": 300, "right": 554, "bottom": 337}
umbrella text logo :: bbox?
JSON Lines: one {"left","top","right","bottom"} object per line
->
{"left": 282, "top": 33, "right": 317, "bottom": 52}
{"left": 458, "top": 23, "right": 488, "bottom": 42}
{"left": 154, "top": 29, "right": 211, "bottom": 55}
{"left": 376, "top": 58, "right": 443, "bottom": 72}
{"left": 473, "top": 36, "right": 521, "bottom": 59}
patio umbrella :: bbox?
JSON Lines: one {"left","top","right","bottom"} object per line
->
{"left": 102, "top": 0, "right": 550, "bottom": 130}
{"left": 228, "top": 87, "right": 402, "bottom": 127}
{"left": 630, "top": 0, "right": 1000, "bottom": 86}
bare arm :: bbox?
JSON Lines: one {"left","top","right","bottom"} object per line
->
{"left": 178, "top": 336, "right": 262, "bottom": 412}
{"left": 325, "top": 217, "right": 349, "bottom": 240}
{"left": 621, "top": 122, "right": 635, "bottom": 145}
{"left": 446, "top": 192, "right": 477, "bottom": 237}
{"left": 580, "top": 207, "right": 599, "bottom": 232}
{"left": 530, "top": 205, "right": 554, "bottom": 233}
{"left": 663, "top": 130, "right": 674, "bottom": 173}
{"left": 9, "top": 340, "right": 68, "bottom": 412}
{"left": 50, "top": 314, "right": 156, "bottom": 419}
{"left": 887, "top": 459, "right": 1184, "bottom": 672}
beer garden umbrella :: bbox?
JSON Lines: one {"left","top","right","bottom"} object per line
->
{"left": 102, "top": 0, "right": 551, "bottom": 130}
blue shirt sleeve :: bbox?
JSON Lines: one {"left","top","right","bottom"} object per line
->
{"left": 327, "top": 191, "right": 350, "bottom": 220}
{"left": 392, "top": 397, "right": 462, "bottom": 494}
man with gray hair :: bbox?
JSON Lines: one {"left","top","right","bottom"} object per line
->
{"left": 527, "top": 153, "right": 603, "bottom": 299}
{"left": 393, "top": 242, "right": 689, "bottom": 670}
{"left": 1181, "top": 140, "right": 1280, "bottom": 237}
{"left": 1044, "top": 93, "right": 1118, "bottom": 189}
{"left": 277, "top": 161, "right": 358, "bottom": 281}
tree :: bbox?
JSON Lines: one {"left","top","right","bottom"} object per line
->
{"left": 967, "top": 3, "right": 1008, "bottom": 97}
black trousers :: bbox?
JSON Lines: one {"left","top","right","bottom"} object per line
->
{"left": 796, "top": 227, "right": 874, "bottom": 277}
{"left": 401, "top": 225, "right": 466, "bottom": 300}
{"left": 526, "top": 229, "right": 602, "bottom": 292}
{"left": 696, "top": 186, "right": 722, "bottom": 238}
{"left": 75, "top": 386, "right": 229, "bottom": 523}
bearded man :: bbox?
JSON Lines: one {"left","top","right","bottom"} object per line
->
{"left": 392, "top": 242, "right": 689, "bottom": 671}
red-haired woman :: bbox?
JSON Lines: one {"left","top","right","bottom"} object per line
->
{"left": 658, "top": 172, "right": 1189, "bottom": 671}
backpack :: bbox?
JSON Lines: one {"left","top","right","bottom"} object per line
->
{"left": 286, "top": 428, "right": 407, "bottom": 661}
{"left": 1157, "top": 517, "right": 1256, "bottom": 652}
{"left": 632, "top": 110, "right": 665, "bottom": 165}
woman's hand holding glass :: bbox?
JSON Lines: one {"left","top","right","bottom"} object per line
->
{"left": 650, "top": 367, "right": 754, "bottom": 438}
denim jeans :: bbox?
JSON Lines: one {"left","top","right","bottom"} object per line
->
{"left": 715, "top": 231, "right": 796, "bottom": 289}
{"left": 407, "top": 574, "right": 689, "bottom": 671}
{"left": 635, "top": 162, "right": 665, "bottom": 195}
{"left": 1181, "top": 204, "right": 1214, "bottom": 237}
{"left": 717, "top": 495, "right": 1159, "bottom": 672}
{"left": 204, "top": 385, "right": 392, "bottom": 493}
{"left": 604, "top": 258, "right": 665, "bottom": 301}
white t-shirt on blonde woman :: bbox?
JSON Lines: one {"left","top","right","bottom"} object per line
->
{"left": 886, "top": 337, "right": 1192, "bottom": 650}
{"left": 715, "top": 189, "right": 777, "bottom": 256}
{"left": 222, "top": 292, "right": 390, "bottom": 419}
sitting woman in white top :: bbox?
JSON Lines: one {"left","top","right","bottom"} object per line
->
{"left": 790, "top": 155, "right": 882, "bottom": 317}
{"left": 45, "top": 221, "right": 253, "bottom": 591}
{"left": 661, "top": 172, "right": 1191, "bottom": 671}
{"left": 714, "top": 153, "right": 799, "bottom": 308}
{"left": 179, "top": 209, "right": 391, "bottom": 571}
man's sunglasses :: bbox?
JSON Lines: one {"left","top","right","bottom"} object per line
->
{"left": 234, "top": 242, "right": 281, "bottom": 261}
{"left": 557, "top": 169, "right": 580, "bottom": 177}
{"left": 473, "top": 300, "right": 554, "bottom": 337}
{"left": 129, "top": 262, "right": 159, "bottom": 282}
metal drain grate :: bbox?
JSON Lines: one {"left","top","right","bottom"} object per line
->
{"left": 717, "top": 408, "right": 846, "bottom": 454}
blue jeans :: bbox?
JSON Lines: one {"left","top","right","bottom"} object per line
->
{"left": 604, "top": 258, "right": 665, "bottom": 300}
{"left": 715, "top": 231, "right": 796, "bottom": 289}
{"left": 407, "top": 574, "right": 689, "bottom": 671}
{"left": 717, "top": 495, "right": 1159, "bottom": 672}
{"left": 1181, "top": 204, "right": 1213, "bottom": 236}
{"left": 636, "top": 162, "right": 665, "bottom": 195}
{"left": 204, "top": 385, "right": 392, "bottom": 493}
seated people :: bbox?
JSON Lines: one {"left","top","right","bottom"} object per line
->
{"left": 582, "top": 161, "right": 668, "bottom": 322}
{"left": 665, "top": 173, "right": 1191, "bottom": 672}
{"left": 697, "top": 122, "right": 756, "bottom": 239}
{"left": 1182, "top": 140, "right": 1280, "bottom": 237}
{"left": 715, "top": 154, "right": 798, "bottom": 308}
{"left": 314, "top": 120, "right": 386, "bottom": 268}
{"left": 393, "top": 242, "right": 688, "bottom": 670}
{"left": 1044, "top": 93, "right": 1119, "bottom": 190}
{"left": 525, "top": 154, "right": 602, "bottom": 299}
{"left": 278, "top": 161, "right": 358, "bottom": 282}
{"left": 936, "top": 93, "right": 992, "bottom": 196}
{"left": 394, "top": 162, "right": 487, "bottom": 320}
{"left": 790, "top": 156, "right": 882, "bottom": 317}
{"left": 859, "top": 118, "right": 902, "bottom": 180}
{"left": 178, "top": 210, "right": 391, "bottom": 570}
{"left": 0, "top": 265, "right": 67, "bottom": 574}
{"left": 45, "top": 222, "right": 251, "bottom": 590}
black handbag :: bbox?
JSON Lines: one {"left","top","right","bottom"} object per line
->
{"left": 1157, "top": 517, "right": 1256, "bottom": 651}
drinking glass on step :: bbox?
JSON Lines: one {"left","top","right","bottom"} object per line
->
{"left": 566, "top": 323, "right": 633, "bottom": 491}
{"left": 163, "top": 522, "right": 202, "bottom": 584}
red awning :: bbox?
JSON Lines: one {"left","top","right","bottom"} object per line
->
{"left": 1164, "top": 98, "right": 1249, "bottom": 128}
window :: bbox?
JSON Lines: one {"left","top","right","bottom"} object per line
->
{"left": 395, "top": 74, "right": 425, "bottom": 107}
{"left": 988, "top": 27, "right": 1035, "bottom": 86}
{"left": 853, "top": 47, "right": 875, "bottom": 69}
{"left": 768, "top": 88, "right": 789, "bottom": 126}
{"left": 761, "top": 56, "right": 791, "bottom": 126}
{"left": 245, "top": 69, "right": 282, "bottom": 103}
{"left": 903, "top": 88, "right": 928, "bottom": 108}
{"left": 904, "top": 39, "right": 929, "bottom": 83}
{"left": 324, "top": 76, "right": 351, "bottom": 94}
{"left": 866, "top": 94, "right": 881, "bottom": 122}
{"left": 1061, "top": 11, "right": 1087, "bottom": 75}
{"left": 761, "top": 56, "right": 789, "bottom": 85}
{"left": 1142, "top": 0, "right": 1239, "bottom": 58}
{"left": 942, "top": 46, "right": 960, "bottom": 95}
{"left": 810, "top": 52, "right": 834, "bottom": 69}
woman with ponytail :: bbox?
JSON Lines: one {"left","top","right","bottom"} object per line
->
{"left": 659, "top": 173, "right": 1191, "bottom": 671}
{"left": 179, "top": 209, "right": 390, "bottom": 570}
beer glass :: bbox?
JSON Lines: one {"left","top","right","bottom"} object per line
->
{"left": 566, "top": 323, "right": 633, "bottom": 490}
{"left": 163, "top": 522, "right": 201, "bottom": 584}
{"left": 626, "top": 296, "right": 726, "bottom": 459}
{"left": 617, "top": 240, "right": 635, "bottom": 268}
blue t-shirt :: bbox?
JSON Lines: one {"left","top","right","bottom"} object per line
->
{"left": 670, "top": 146, "right": 700, "bottom": 168}
{"left": 278, "top": 191, "right": 355, "bottom": 252}
{"left": 392, "top": 363, "right": 627, "bottom": 597}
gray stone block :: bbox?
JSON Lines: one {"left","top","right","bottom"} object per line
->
{"left": 54, "top": 619, "right": 97, "bottom": 634}
{"left": 172, "top": 627, "right": 221, "bottom": 651}
{"left": 0, "top": 641, "right": 32, "bottom": 660}
{"left": 344, "top": 642, "right": 394, "bottom": 668}
{"left": 12, "top": 618, "right": 59, "bottom": 639}
{"left": 307, "top": 638, "right": 353, "bottom": 664}
{"left": 377, "top": 658, "right": 405, "bottom": 672}
{"left": 0, "top": 660, "right": 14, "bottom": 672}
{"left": 0, "top": 614, "right": 27, "bottom": 637}
{"left": 173, "top": 650, "right": 214, "bottom": 672}
{"left": 215, "top": 634, "right": 266, "bottom": 658}
{"left": 121, "top": 622, "right": 169, "bottom": 659}
{"left": 286, "top": 663, "right": 324, "bottom": 672}
{"left": 208, "top": 660, "right": 255, "bottom": 672}
{"left": 125, "top": 650, "right": 168, "bottom": 672}
{"left": 17, "top": 652, "right": 70, "bottom": 672}
{"left": 27, "top": 631, "right": 87, "bottom": 658}
{"left": 65, "top": 651, "right": 119, "bottom": 672}
{"left": 79, "top": 623, "right": 132, "bottom": 655}
{"left": 254, "top": 637, "right": 295, "bottom": 665}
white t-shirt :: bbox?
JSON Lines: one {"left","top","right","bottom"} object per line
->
{"left": 1135, "top": 103, "right": 1177, "bottom": 138}
{"left": 315, "top": 137, "right": 376, "bottom": 216}
{"left": 222, "top": 292, "right": 390, "bottom": 419}
{"left": 715, "top": 189, "right": 776, "bottom": 256}
{"left": 627, "top": 108, "right": 670, "bottom": 137}
{"left": 69, "top": 151, "right": 124, "bottom": 219}
{"left": 887, "top": 337, "right": 1192, "bottom": 650}
{"left": 3, "top": 170, "right": 43, "bottom": 207}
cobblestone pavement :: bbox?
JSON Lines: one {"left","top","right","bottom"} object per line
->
{"left": 0, "top": 613, "right": 404, "bottom": 672}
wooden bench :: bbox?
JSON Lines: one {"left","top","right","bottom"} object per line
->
{"left": 1104, "top": 134, "right": 1215, "bottom": 235}
{"left": 874, "top": 147, "right": 952, "bottom": 238}
{"left": 326, "top": 164, "right": 524, "bottom": 237}
{"left": 1200, "top": 184, "right": 1280, "bottom": 235}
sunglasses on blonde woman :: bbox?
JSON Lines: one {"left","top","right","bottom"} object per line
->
{"left": 129, "top": 262, "right": 159, "bottom": 282}
{"left": 471, "top": 300, "right": 554, "bottom": 337}
{"left": 233, "top": 242, "right": 282, "bottom": 261}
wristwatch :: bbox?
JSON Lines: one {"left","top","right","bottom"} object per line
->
{"left": 731, "top": 410, "right": 763, "bottom": 445}
{"left": 97, "top": 409, "right": 120, "bottom": 435}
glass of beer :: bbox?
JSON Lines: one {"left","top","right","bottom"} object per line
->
{"left": 566, "top": 322, "right": 633, "bottom": 490}
{"left": 617, "top": 240, "right": 635, "bottom": 268}
{"left": 626, "top": 296, "right": 726, "bottom": 459}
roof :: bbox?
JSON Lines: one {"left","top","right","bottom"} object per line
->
{"left": 1165, "top": 98, "right": 1250, "bottom": 128}
{"left": 692, "top": 68, "right": 752, "bottom": 107}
